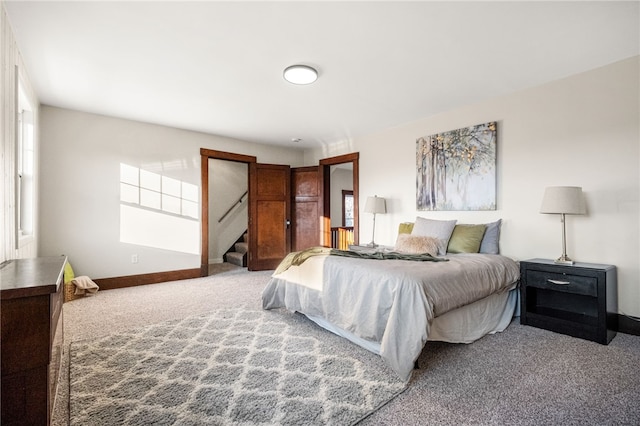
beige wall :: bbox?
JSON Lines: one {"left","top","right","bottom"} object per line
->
{"left": 39, "top": 106, "right": 304, "bottom": 278}
{"left": 306, "top": 57, "right": 640, "bottom": 317}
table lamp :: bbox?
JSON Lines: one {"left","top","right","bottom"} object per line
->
{"left": 540, "top": 186, "right": 585, "bottom": 264}
{"left": 364, "top": 195, "right": 386, "bottom": 247}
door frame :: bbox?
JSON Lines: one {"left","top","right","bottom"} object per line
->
{"left": 319, "top": 152, "right": 360, "bottom": 246}
{"left": 200, "top": 148, "right": 256, "bottom": 277}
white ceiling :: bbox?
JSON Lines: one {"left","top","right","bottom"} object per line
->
{"left": 5, "top": 1, "right": 639, "bottom": 149}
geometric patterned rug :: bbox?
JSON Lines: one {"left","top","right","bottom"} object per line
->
{"left": 69, "top": 307, "right": 407, "bottom": 425}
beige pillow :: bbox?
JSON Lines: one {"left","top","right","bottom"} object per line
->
{"left": 395, "top": 234, "right": 440, "bottom": 256}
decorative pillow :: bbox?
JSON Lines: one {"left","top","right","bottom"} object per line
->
{"left": 447, "top": 224, "right": 487, "bottom": 254}
{"left": 479, "top": 219, "right": 502, "bottom": 254}
{"left": 395, "top": 234, "right": 439, "bottom": 256}
{"left": 411, "top": 217, "right": 457, "bottom": 255}
{"left": 64, "top": 261, "right": 75, "bottom": 283}
{"left": 398, "top": 222, "right": 414, "bottom": 235}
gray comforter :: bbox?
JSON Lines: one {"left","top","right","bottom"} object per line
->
{"left": 262, "top": 253, "right": 520, "bottom": 381}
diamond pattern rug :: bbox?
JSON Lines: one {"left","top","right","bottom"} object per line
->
{"left": 69, "top": 307, "right": 407, "bottom": 425}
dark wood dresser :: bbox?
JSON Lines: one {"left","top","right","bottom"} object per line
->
{"left": 1, "top": 256, "right": 66, "bottom": 425}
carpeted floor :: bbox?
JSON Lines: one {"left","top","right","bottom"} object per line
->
{"left": 55, "top": 267, "right": 640, "bottom": 425}
{"left": 68, "top": 307, "right": 406, "bottom": 425}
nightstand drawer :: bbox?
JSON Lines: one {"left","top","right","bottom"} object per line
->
{"left": 526, "top": 270, "right": 597, "bottom": 297}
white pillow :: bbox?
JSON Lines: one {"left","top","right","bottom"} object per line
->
{"left": 411, "top": 217, "right": 457, "bottom": 255}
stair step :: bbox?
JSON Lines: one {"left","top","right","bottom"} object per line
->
{"left": 226, "top": 251, "right": 246, "bottom": 267}
{"left": 235, "top": 242, "right": 248, "bottom": 254}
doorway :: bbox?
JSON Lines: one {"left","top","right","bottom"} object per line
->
{"left": 209, "top": 158, "right": 248, "bottom": 274}
{"left": 200, "top": 149, "right": 256, "bottom": 276}
{"left": 320, "top": 153, "right": 360, "bottom": 247}
{"left": 200, "top": 149, "right": 291, "bottom": 274}
{"left": 327, "top": 166, "right": 354, "bottom": 249}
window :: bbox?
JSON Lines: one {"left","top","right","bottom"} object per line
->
{"left": 16, "top": 80, "right": 34, "bottom": 244}
{"left": 342, "top": 190, "right": 354, "bottom": 227}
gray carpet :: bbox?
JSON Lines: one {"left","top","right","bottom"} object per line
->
{"left": 68, "top": 307, "right": 406, "bottom": 425}
{"left": 55, "top": 267, "right": 640, "bottom": 425}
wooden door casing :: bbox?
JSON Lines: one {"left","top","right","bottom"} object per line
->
{"left": 248, "top": 163, "right": 291, "bottom": 271}
{"left": 200, "top": 149, "right": 256, "bottom": 276}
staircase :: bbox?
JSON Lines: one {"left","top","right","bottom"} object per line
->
{"left": 224, "top": 232, "right": 248, "bottom": 267}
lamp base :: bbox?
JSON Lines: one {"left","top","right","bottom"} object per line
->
{"left": 554, "top": 254, "right": 574, "bottom": 265}
{"left": 367, "top": 242, "right": 378, "bottom": 248}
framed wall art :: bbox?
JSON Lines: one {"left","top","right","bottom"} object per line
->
{"left": 416, "top": 121, "right": 496, "bottom": 211}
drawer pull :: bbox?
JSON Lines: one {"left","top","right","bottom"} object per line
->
{"left": 547, "top": 279, "right": 570, "bottom": 285}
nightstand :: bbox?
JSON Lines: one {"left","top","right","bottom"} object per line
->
{"left": 520, "top": 259, "right": 617, "bottom": 344}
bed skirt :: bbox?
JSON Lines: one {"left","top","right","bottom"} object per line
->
{"left": 305, "top": 286, "right": 518, "bottom": 356}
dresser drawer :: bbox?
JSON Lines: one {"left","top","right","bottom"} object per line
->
{"left": 525, "top": 270, "right": 597, "bottom": 297}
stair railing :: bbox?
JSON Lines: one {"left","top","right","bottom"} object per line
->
{"left": 218, "top": 191, "right": 248, "bottom": 223}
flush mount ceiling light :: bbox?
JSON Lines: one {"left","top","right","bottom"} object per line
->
{"left": 283, "top": 65, "right": 318, "bottom": 85}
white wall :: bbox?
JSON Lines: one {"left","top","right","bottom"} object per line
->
{"left": 1, "top": 3, "right": 39, "bottom": 262}
{"left": 39, "top": 106, "right": 304, "bottom": 278}
{"left": 305, "top": 57, "right": 640, "bottom": 317}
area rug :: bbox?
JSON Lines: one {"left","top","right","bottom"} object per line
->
{"left": 69, "top": 307, "right": 407, "bottom": 425}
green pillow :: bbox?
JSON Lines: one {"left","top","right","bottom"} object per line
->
{"left": 447, "top": 224, "right": 487, "bottom": 254}
{"left": 398, "top": 222, "right": 414, "bottom": 235}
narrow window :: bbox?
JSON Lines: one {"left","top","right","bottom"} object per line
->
{"left": 16, "top": 80, "right": 34, "bottom": 244}
{"left": 342, "top": 190, "right": 354, "bottom": 227}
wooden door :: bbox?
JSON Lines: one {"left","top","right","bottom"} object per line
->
{"left": 291, "top": 166, "right": 324, "bottom": 251}
{"left": 248, "top": 163, "right": 291, "bottom": 271}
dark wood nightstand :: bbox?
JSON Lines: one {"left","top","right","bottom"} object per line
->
{"left": 520, "top": 258, "right": 617, "bottom": 344}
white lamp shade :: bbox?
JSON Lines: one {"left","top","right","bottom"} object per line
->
{"left": 540, "top": 186, "right": 586, "bottom": 215}
{"left": 364, "top": 196, "right": 386, "bottom": 214}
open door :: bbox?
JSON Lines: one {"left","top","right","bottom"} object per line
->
{"left": 248, "top": 163, "right": 291, "bottom": 271}
{"left": 291, "top": 166, "right": 324, "bottom": 251}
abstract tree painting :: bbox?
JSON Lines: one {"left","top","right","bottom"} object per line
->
{"left": 416, "top": 122, "right": 496, "bottom": 211}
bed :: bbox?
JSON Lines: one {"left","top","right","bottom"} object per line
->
{"left": 262, "top": 218, "right": 520, "bottom": 382}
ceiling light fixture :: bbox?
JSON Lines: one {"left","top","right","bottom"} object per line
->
{"left": 283, "top": 65, "right": 318, "bottom": 85}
